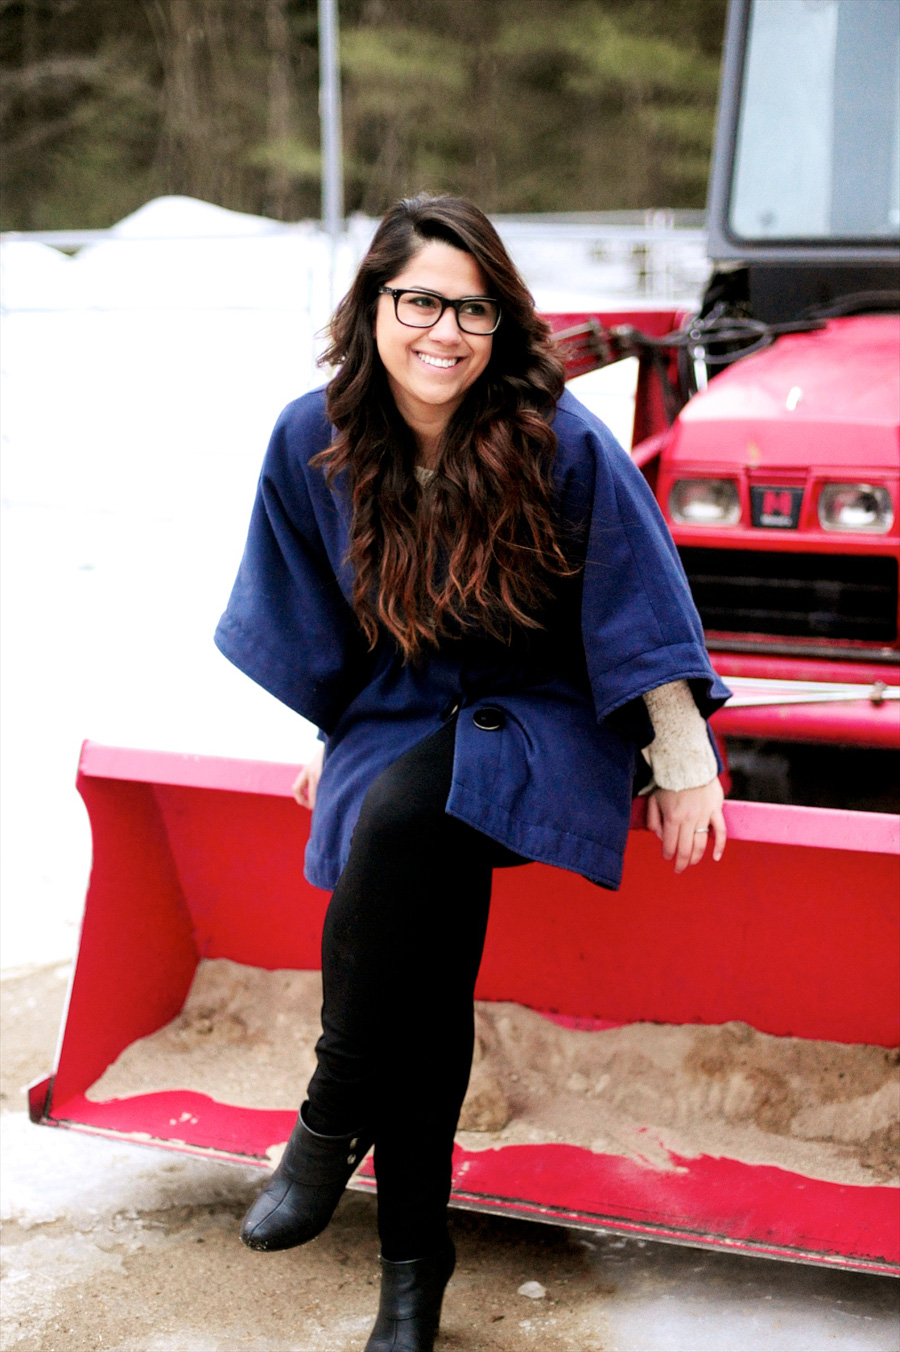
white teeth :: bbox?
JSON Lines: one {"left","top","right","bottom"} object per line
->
{"left": 416, "top": 352, "right": 460, "bottom": 369}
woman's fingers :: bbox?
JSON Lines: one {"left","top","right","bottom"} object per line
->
{"left": 674, "top": 818, "right": 704, "bottom": 873}
{"left": 292, "top": 743, "right": 325, "bottom": 809}
{"left": 660, "top": 811, "right": 682, "bottom": 866}
{"left": 292, "top": 766, "right": 312, "bottom": 807}
{"left": 645, "top": 792, "right": 663, "bottom": 839}
{"left": 682, "top": 820, "right": 708, "bottom": 871}
{"left": 652, "top": 778, "right": 727, "bottom": 872}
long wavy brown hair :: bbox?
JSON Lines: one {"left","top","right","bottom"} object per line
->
{"left": 315, "top": 193, "right": 570, "bottom": 660}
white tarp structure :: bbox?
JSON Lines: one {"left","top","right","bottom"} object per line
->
{"left": 1, "top": 198, "right": 343, "bottom": 969}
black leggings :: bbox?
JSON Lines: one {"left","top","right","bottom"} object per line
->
{"left": 305, "top": 718, "right": 503, "bottom": 1260}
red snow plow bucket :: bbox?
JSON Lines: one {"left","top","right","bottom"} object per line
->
{"left": 31, "top": 742, "right": 900, "bottom": 1275}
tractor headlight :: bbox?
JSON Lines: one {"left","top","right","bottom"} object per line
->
{"left": 669, "top": 479, "right": 741, "bottom": 526}
{"left": 818, "top": 484, "right": 894, "bottom": 533}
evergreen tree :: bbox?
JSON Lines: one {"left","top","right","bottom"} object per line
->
{"left": 0, "top": 0, "right": 726, "bottom": 229}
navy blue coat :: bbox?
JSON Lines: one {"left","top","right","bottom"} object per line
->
{"left": 215, "top": 386, "right": 730, "bottom": 891}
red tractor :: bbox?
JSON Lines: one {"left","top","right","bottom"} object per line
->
{"left": 550, "top": 0, "right": 900, "bottom": 803}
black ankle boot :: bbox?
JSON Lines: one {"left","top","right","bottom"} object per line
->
{"left": 240, "top": 1103, "right": 372, "bottom": 1251}
{"left": 364, "top": 1237, "right": 455, "bottom": 1352}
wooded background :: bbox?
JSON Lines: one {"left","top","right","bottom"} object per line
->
{"left": 0, "top": 0, "right": 726, "bottom": 230}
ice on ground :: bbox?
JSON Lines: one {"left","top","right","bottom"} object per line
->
{"left": 0, "top": 1113, "right": 259, "bottom": 1231}
{"left": 0, "top": 1112, "right": 261, "bottom": 1349}
{"left": 592, "top": 1257, "right": 900, "bottom": 1352}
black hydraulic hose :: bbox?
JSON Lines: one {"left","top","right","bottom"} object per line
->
{"left": 612, "top": 310, "right": 828, "bottom": 366}
{"left": 801, "top": 290, "right": 900, "bottom": 319}
{"left": 552, "top": 305, "right": 834, "bottom": 422}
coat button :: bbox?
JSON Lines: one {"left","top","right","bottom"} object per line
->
{"left": 473, "top": 706, "right": 505, "bottom": 731}
{"left": 441, "top": 698, "right": 461, "bottom": 722}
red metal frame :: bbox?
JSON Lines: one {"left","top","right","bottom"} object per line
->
{"left": 29, "top": 743, "right": 900, "bottom": 1274}
{"left": 548, "top": 311, "right": 900, "bottom": 745}
{"left": 711, "top": 696, "right": 899, "bottom": 748}
{"left": 711, "top": 654, "right": 900, "bottom": 748}
{"left": 546, "top": 307, "right": 683, "bottom": 464}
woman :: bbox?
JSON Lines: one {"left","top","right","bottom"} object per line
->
{"left": 216, "top": 194, "right": 729, "bottom": 1352}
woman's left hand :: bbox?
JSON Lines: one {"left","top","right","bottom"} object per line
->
{"left": 646, "top": 778, "right": 727, "bottom": 873}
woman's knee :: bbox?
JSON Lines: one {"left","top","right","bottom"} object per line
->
{"left": 354, "top": 727, "right": 455, "bottom": 847}
{"left": 353, "top": 766, "right": 443, "bottom": 851}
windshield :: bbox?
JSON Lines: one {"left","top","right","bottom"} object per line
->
{"left": 730, "top": 0, "right": 900, "bottom": 241}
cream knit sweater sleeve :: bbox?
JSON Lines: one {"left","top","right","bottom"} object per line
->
{"left": 641, "top": 680, "right": 718, "bottom": 792}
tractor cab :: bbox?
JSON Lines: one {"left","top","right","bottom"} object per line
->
{"left": 705, "top": 0, "right": 900, "bottom": 324}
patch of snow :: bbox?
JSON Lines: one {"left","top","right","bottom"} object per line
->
{"left": 0, "top": 1114, "right": 259, "bottom": 1230}
{"left": 106, "top": 195, "right": 296, "bottom": 240}
{"left": 571, "top": 1233, "right": 900, "bottom": 1352}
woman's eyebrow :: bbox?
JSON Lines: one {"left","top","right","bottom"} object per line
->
{"left": 394, "top": 286, "right": 495, "bottom": 300}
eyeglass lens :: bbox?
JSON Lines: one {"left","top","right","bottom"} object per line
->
{"left": 394, "top": 290, "right": 499, "bottom": 334}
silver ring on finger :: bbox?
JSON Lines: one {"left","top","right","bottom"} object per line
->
{"left": 694, "top": 827, "right": 710, "bottom": 834}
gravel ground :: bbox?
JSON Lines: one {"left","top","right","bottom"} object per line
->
{"left": 2, "top": 965, "right": 899, "bottom": 1352}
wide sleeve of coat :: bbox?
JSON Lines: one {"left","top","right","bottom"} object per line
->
{"left": 214, "top": 390, "right": 370, "bottom": 734}
{"left": 557, "top": 396, "right": 731, "bottom": 736}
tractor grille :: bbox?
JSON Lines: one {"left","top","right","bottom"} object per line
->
{"left": 678, "top": 548, "right": 899, "bottom": 644}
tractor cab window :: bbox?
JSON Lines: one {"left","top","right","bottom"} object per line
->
{"left": 730, "top": 0, "right": 900, "bottom": 242}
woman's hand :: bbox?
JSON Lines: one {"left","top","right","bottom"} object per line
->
{"left": 646, "top": 777, "right": 726, "bottom": 873}
{"left": 292, "top": 742, "right": 325, "bottom": 809}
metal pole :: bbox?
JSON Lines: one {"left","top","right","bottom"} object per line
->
{"left": 318, "top": 0, "right": 344, "bottom": 302}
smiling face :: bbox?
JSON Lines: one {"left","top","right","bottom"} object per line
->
{"left": 374, "top": 239, "right": 494, "bottom": 446}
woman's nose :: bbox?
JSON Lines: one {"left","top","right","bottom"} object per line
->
{"left": 429, "top": 305, "right": 463, "bottom": 340}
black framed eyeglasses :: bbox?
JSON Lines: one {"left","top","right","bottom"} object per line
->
{"left": 378, "top": 286, "right": 502, "bottom": 335}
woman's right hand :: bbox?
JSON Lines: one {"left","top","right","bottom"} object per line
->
{"left": 292, "top": 742, "right": 325, "bottom": 809}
